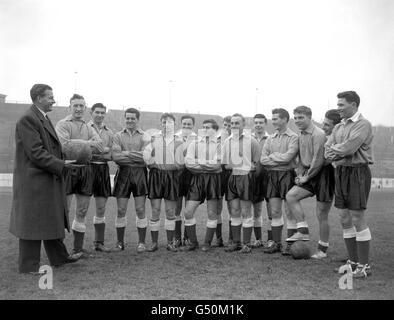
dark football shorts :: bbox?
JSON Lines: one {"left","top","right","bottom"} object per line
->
{"left": 227, "top": 171, "right": 256, "bottom": 202}
{"left": 266, "top": 170, "right": 296, "bottom": 200}
{"left": 298, "top": 164, "right": 335, "bottom": 202}
{"left": 113, "top": 166, "right": 148, "bottom": 198}
{"left": 334, "top": 164, "right": 371, "bottom": 210}
{"left": 187, "top": 172, "right": 222, "bottom": 202}
{"left": 221, "top": 167, "right": 232, "bottom": 199}
{"left": 179, "top": 168, "right": 193, "bottom": 197}
{"left": 91, "top": 163, "right": 112, "bottom": 198}
{"left": 253, "top": 167, "right": 268, "bottom": 203}
{"left": 148, "top": 168, "right": 180, "bottom": 201}
{"left": 63, "top": 164, "right": 93, "bottom": 196}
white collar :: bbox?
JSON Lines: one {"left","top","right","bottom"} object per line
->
{"left": 344, "top": 111, "right": 361, "bottom": 123}
{"left": 35, "top": 105, "right": 47, "bottom": 118}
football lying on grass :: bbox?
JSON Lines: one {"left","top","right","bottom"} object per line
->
{"left": 290, "top": 241, "right": 311, "bottom": 260}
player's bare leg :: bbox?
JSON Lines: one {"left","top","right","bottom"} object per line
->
{"left": 240, "top": 200, "right": 253, "bottom": 253}
{"left": 350, "top": 209, "right": 371, "bottom": 278}
{"left": 181, "top": 200, "right": 200, "bottom": 251}
{"left": 175, "top": 197, "right": 184, "bottom": 246}
{"left": 285, "top": 187, "right": 312, "bottom": 241}
{"left": 251, "top": 201, "right": 263, "bottom": 248}
{"left": 147, "top": 198, "right": 161, "bottom": 252}
{"left": 225, "top": 199, "right": 242, "bottom": 252}
{"left": 217, "top": 199, "right": 232, "bottom": 246}
{"left": 113, "top": 197, "right": 128, "bottom": 251}
{"left": 134, "top": 196, "right": 147, "bottom": 253}
{"left": 72, "top": 194, "right": 91, "bottom": 256}
{"left": 164, "top": 200, "right": 178, "bottom": 252}
{"left": 93, "top": 196, "right": 110, "bottom": 252}
{"left": 201, "top": 200, "right": 220, "bottom": 252}
{"left": 312, "top": 201, "right": 332, "bottom": 259}
{"left": 264, "top": 198, "right": 283, "bottom": 253}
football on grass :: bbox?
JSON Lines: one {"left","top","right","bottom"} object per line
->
{"left": 63, "top": 140, "right": 92, "bottom": 164}
{"left": 290, "top": 241, "right": 311, "bottom": 260}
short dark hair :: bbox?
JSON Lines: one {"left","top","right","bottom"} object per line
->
{"left": 223, "top": 116, "right": 231, "bottom": 123}
{"left": 124, "top": 107, "right": 140, "bottom": 119}
{"left": 254, "top": 113, "right": 267, "bottom": 123}
{"left": 337, "top": 91, "right": 360, "bottom": 107}
{"left": 181, "top": 115, "right": 195, "bottom": 125}
{"left": 325, "top": 109, "right": 341, "bottom": 125}
{"left": 91, "top": 103, "right": 106, "bottom": 112}
{"left": 232, "top": 113, "right": 245, "bottom": 122}
{"left": 272, "top": 108, "right": 290, "bottom": 122}
{"left": 160, "top": 112, "right": 176, "bottom": 122}
{"left": 70, "top": 93, "right": 85, "bottom": 103}
{"left": 203, "top": 119, "right": 219, "bottom": 131}
{"left": 30, "top": 84, "right": 52, "bottom": 102}
{"left": 293, "top": 106, "right": 312, "bottom": 118}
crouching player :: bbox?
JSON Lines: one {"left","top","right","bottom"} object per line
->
{"left": 181, "top": 119, "right": 222, "bottom": 252}
{"left": 56, "top": 94, "right": 104, "bottom": 256}
{"left": 143, "top": 113, "right": 184, "bottom": 252}
{"left": 112, "top": 108, "right": 150, "bottom": 252}
{"left": 88, "top": 103, "right": 114, "bottom": 252}
{"left": 222, "top": 114, "right": 261, "bottom": 253}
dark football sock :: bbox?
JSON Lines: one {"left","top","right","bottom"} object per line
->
{"left": 151, "top": 230, "right": 159, "bottom": 243}
{"left": 185, "top": 225, "right": 198, "bottom": 245}
{"left": 254, "top": 226, "right": 262, "bottom": 241}
{"left": 166, "top": 230, "right": 175, "bottom": 243}
{"left": 73, "top": 230, "right": 85, "bottom": 252}
{"left": 204, "top": 227, "right": 216, "bottom": 245}
{"left": 94, "top": 223, "right": 105, "bottom": 244}
{"left": 231, "top": 225, "right": 242, "bottom": 244}
{"left": 344, "top": 237, "right": 358, "bottom": 263}
{"left": 243, "top": 227, "right": 253, "bottom": 245}
{"left": 215, "top": 223, "right": 223, "bottom": 240}
{"left": 271, "top": 225, "right": 283, "bottom": 243}
{"left": 116, "top": 227, "right": 125, "bottom": 244}
{"left": 175, "top": 220, "right": 182, "bottom": 240}
{"left": 357, "top": 240, "right": 370, "bottom": 265}
{"left": 137, "top": 227, "right": 147, "bottom": 244}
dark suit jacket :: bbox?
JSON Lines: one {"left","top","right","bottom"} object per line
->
{"left": 9, "top": 105, "right": 69, "bottom": 240}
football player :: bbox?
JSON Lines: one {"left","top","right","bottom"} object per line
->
{"left": 143, "top": 113, "right": 184, "bottom": 252}
{"left": 181, "top": 119, "right": 222, "bottom": 251}
{"left": 326, "top": 91, "right": 373, "bottom": 278}
{"left": 174, "top": 115, "right": 197, "bottom": 246}
{"left": 285, "top": 106, "right": 331, "bottom": 257}
{"left": 222, "top": 114, "right": 261, "bottom": 253}
{"left": 112, "top": 108, "right": 150, "bottom": 252}
{"left": 251, "top": 114, "right": 271, "bottom": 249}
{"left": 260, "top": 108, "right": 299, "bottom": 254}
{"left": 88, "top": 103, "right": 113, "bottom": 252}
{"left": 215, "top": 116, "right": 232, "bottom": 247}
{"left": 55, "top": 94, "right": 104, "bottom": 257}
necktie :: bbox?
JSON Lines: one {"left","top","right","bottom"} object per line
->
{"left": 206, "top": 137, "right": 210, "bottom": 162}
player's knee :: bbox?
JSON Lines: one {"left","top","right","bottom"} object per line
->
{"left": 135, "top": 206, "right": 145, "bottom": 219}
{"left": 351, "top": 214, "right": 365, "bottom": 230}
{"left": 117, "top": 206, "right": 127, "bottom": 218}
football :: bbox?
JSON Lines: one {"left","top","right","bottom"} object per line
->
{"left": 290, "top": 241, "right": 311, "bottom": 260}
{"left": 63, "top": 140, "right": 92, "bottom": 164}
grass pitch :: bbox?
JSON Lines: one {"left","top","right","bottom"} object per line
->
{"left": 1, "top": 189, "right": 393, "bottom": 300}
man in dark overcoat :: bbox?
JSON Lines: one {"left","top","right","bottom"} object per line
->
{"left": 10, "top": 83, "right": 81, "bottom": 274}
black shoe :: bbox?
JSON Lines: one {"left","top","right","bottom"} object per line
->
{"left": 174, "top": 238, "right": 182, "bottom": 248}
{"left": 281, "top": 243, "right": 292, "bottom": 256}
{"left": 225, "top": 242, "right": 242, "bottom": 252}
{"left": 180, "top": 243, "right": 199, "bottom": 251}
{"left": 263, "top": 242, "right": 282, "bottom": 254}
{"left": 111, "top": 242, "right": 125, "bottom": 252}
{"left": 211, "top": 238, "right": 224, "bottom": 248}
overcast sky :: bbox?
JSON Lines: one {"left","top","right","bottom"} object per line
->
{"left": 1, "top": 0, "right": 393, "bottom": 125}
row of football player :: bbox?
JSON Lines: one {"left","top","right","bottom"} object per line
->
{"left": 54, "top": 91, "right": 373, "bottom": 279}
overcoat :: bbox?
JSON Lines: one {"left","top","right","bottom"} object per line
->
{"left": 9, "top": 105, "right": 69, "bottom": 240}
